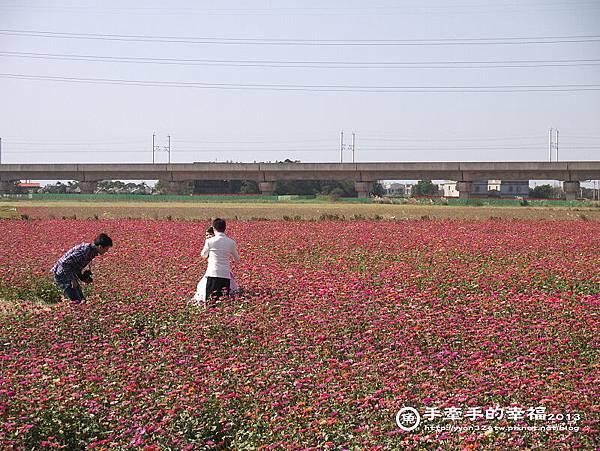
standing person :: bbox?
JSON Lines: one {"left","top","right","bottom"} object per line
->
{"left": 191, "top": 226, "right": 239, "bottom": 308}
{"left": 51, "top": 233, "right": 113, "bottom": 304}
{"left": 200, "top": 218, "right": 240, "bottom": 306}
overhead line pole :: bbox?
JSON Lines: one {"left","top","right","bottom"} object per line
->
{"left": 549, "top": 128, "right": 553, "bottom": 162}
{"left": 556, "top": 129, "right": 558, "bottom": 162}
{"left": 168, "top": 134, "right": 171, "bottom": 164}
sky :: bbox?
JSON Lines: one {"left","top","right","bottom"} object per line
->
{"left": 0, "top": 0, "right": 599, "bottom": 169}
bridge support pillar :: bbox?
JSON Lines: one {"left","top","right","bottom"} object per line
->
{"left": 563, "top": 181, "right": 580, "bottom": 201}
{"left": 78, "top": 181, "right": 98, "bottom": 194}
{"left": 259, "top": 181, "right": 277, "bottom": 196}
{"left": 162, "top": 180, "right": 189, "bottom": 195}
{"left": 456, "top": 181, "right": 473, "bottom": 199}
{"left": 0, "top": 180, "right": 17, "bottom": 194}
{"left": 355, "top": 181, "right": 373, "bottom": 198}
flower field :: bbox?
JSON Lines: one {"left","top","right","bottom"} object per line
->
{"left": 0, "top": 219, "right": 598, "bottom": 449}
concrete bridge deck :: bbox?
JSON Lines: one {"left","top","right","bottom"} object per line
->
{"left": 1, "top": 162, "right": 599, "bottom": 198}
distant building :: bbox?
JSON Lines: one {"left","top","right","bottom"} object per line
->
{"left": 15, "top": 182, "right": 41, "bottom": 194}
{"left": 441, "top": 180, "right": 528, "bottom": 198}
{"left": 487, "top": 180, "right": 501, "bottom": 197}
{"left": 441, "top": 181, "right": 459, "bottom": 197}
{"left": 488, "top": 180, "right": 501, "bottom": 191}
{"left": 383, "top": 182, "right": 413, "bottom": 197}
{"left": 471, "top": 180, "right": 489, "bottom": 196}
{"left": 500, "top": 180, "right": 529, "bottom": 197}
{"left": 193, "top": 180, "right": 238, "bottom": 194}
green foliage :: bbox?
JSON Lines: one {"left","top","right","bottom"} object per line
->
{"left": 276, "top": 180, "right": 356, "bottom": 197}
{"left": 168, "top": 400, "right": 240, "bottom": 447}
{"left": 97, "top": 180, "right": 151, "bottom": 194}
{"left": 466, "top": 199, "right": 484, "bottom": 207}
{"left": 40, "top": 182, "right": 69, "bottom": 194}
{"left": 412, "top": 180, "right": 439, "bottom": 197}
{"left": 372, "top": 182, "right": 386, "bottom": 197}
{"left": 529, "top": 184, "right": 554, "bottom": 199}
{"left": 318, "top": 213, "right": 345, "bottom": 221}
{"left": 239, "top": 180, "right": 260, "bottom": 194}
{"left": 22, "top": 405, "right": 106, "bottom": 450}
{"left": 1, "top": 276, "right": 63, "bottom": 304}
{"left": 32, "top": 279, "right": 64, "bottom": 304}
{"left": 128, "top": 311, "right": 159, "bottom": 338}
{"left": 154, "top": 180, "right": 168, "bottom": 195}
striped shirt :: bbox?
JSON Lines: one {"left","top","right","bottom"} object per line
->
{"left": 51, "top": 243, "right": 99, "bottom": 281}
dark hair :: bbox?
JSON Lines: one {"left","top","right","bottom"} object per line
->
{"left": 206, "top": 226, "right": 214, "bottom": 235}
{"left": 212, "top": 218, "right": 226, "bottom": 232}
{"left": 94, "top": 233, "right": 113, "bottom": 247}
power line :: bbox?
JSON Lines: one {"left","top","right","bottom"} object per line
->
{"left": 2, "top": 73, "right": 600, "bottom": 92}
{"left": 1, "top": 29, "right": 600, "bottom": 46}
{"left": 2, "top": 51, "right": 600, "bottom": 69}
{"left": 4, "top": 140, "right": 146, "bottom": 145}
{"left": 3, "top": 147, "right": 599, "bottom": 154}
{"left": 559, "top": 135, "right": 600, "bottom": 139}
{"left": 174, "top": 138, "right": 333, "bottom": 144}
{"left": 359, "top": 136, "right": 542, "bottom": 142}
{"left": 2, "top": 148, "right": 337, "bottom": 154}
{"left": 359, "top": 146, "right": 600, "bottom": 150}
{"left": 3, "top": 142, "right": 337, "bottom": 149}
{"left": 5, "top": 135, "right": 597, "bottom": 147}
{"left": 0, "top": 2, "right": 599, "bottom": 15}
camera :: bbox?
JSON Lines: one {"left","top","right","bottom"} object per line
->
{"left": 80, "top": 269, "right": 93, "bottom": 283}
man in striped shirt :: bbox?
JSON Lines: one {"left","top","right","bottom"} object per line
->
{"left": 51, "top": 233, "right": 113, "bottom": 303}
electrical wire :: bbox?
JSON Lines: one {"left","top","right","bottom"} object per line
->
{"left": 2, "top": 29, "right": 600, "bottom": 46}
{"left": 2, "top": 73, "right": 599, "bottom": 92}
{"left": 2, "top": 51, "right": 600, "bottom": 69}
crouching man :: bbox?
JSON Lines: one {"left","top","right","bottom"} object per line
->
{"left": 51, "top": 233, "right": 113, "bottom": 304}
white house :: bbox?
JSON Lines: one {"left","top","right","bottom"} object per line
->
{"left": 441, "top": 181, "right": 459, "bottom": 197}
{"left": 441, "top": 180, "right": 529, "bottom": 197}
{"left": 383, "top": 182, "right": 413, "bottom": 196}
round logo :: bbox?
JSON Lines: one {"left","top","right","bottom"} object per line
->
{"left": 396, "top": 406, "right": 421, "bottom": 432}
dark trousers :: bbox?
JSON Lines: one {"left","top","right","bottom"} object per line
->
{"left": 53, "top": 273, "right": 85, "bottom": 302}
{"left": 205, "top": 277, "right": 230, "bottom": 305}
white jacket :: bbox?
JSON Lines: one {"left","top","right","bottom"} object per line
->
{"left": 200, "top": 232, "right": 240, "bottom": 278}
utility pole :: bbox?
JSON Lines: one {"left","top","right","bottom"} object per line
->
{"left": 340, "top": 131, "right": 344, "bottom": 163}
{"left": 548, "top": 128, "right": 553, "bottom": 162}
{"left": 152, "top": 133, "right": 171, "bottom": 163}
{"left": 548, "top": 128, "right": 559, "bottom": 162}
{"left": 167, "top": 134, "right": 171, "bottom": 164}
{"left": 352, "top": 132, "right": 356, "bottom": 163}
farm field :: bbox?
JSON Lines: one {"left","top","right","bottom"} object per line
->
{"left": 0, "top": 218, "right": 598, "bottom": 449}
{"left": 1, "top": 200, "right": 600, "bottom": 220}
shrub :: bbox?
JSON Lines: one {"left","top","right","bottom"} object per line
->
{"left": 30, "top": 278, "right": 63, "bottom": 304}
{"left": 22, "top": 405, "right": 106, "bottom": 450}
{"left": 467, "top": 199, "right": 484, "bottom": 207}
{"left": 2, "top": 276, "right": 63, "bottom": 304}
